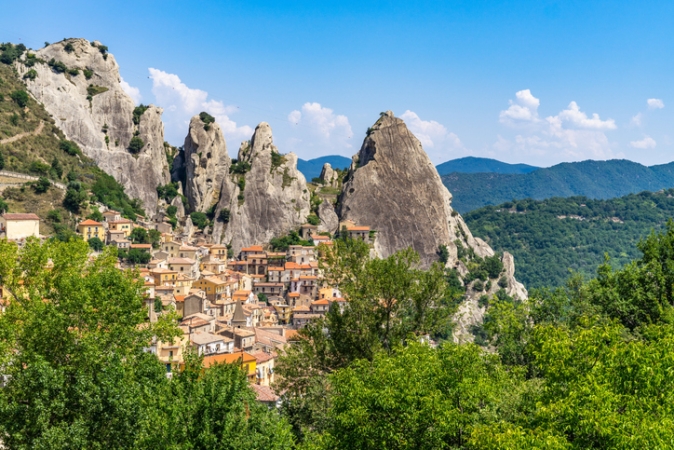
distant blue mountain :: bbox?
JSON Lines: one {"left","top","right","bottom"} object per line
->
{"left": 297, "top": 155, "right": 352, "bottom": 181}
{"left": 435, "top": 156, "right": 539, "bottom": 176}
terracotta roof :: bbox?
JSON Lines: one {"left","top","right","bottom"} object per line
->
{"left": 251, "top": 384, "right": 279, "bottom": 402}
{"left": 241, "top": 245, "right": 264, "bottom": 252}
{"left": 288, "top": 292, "right": 300, "bottom": 298}
{"left": 200, "top": 276, "right": 226, "bottom": 285}
{"left": 252, "top": 351, "right": 276, "bottom": 364}
{"left": 190, "top": 332, "right": 224, "bottom": 345}
{"left": 102, "top": 210, "right": 119, "bottom": 215}
{"left": 78, "top": 219, "right": 103, "bottom": 226}
{"left": 312, "top": 299, "right": 330, "bottom": 305}
{"left": 175, "top": 295, "right": 186, "bottom": 303}
{"left": 131, "top": 244, "right": 152, "bottom": 249}
{"left": 348, "top": 226, "right": 371, "bottom": 231}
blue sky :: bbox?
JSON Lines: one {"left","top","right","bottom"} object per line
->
{"left": 3, "top": 0, "right": 673, "bottom": 166}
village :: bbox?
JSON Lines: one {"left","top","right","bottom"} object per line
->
{"left": 0, "top": 210, "right": 372, "bottom": 405}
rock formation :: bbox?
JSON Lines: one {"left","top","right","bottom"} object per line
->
{"left": 211, "top": 122, "right": 311, "bottom": 253}
{"left": 338, "top": 111, "right": 494, "bottom": 268}
{"left": 319, "top": 163, "right": 340, "bottom": 188}
{"left": 317, "top": 200, "right": 339, "bottom": 234}
{"left": 16, "top": 38, "right": 169, "bottom": 215}
{"left": 182, "top": 114, "right": 230, "bottom": 213}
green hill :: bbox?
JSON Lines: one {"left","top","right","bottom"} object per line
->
{"left": 443, "top": 159, "right": 674, "bottom": 213}
{"left": 297, "top": 155, "right": 352, "bottom": 181}
{"left": 435, "top": 156, "right": 539, "bottom": 176}
{"left": 0, "top": 43, "right": 142, "bottom": 236}
{"left": 464, "top": 190, "right": 674, "bottom": 289}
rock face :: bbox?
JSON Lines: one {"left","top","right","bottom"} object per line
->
{"left": 319, "top": 163, "right": 340, "bottom": 188}
{"left": 16, "top": 38, "right": 169, "bottom": 215}
{"left": 183, "top": 115, "right": 230, "bottom": 213}
{"left": 317, "top": 200, "right": 339, "bottom": 234}
{"left": 212, "top": 122, "right": 311, "bottom": 253}
{"left": 338, "top": 111, "right": 493, "bottom": 268}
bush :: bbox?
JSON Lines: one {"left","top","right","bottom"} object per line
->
{"left": 0, "top": 198, "right": 7, "bottom": 214}
{"left": 218, "top": 208, "right": 230, "bottom": 223}
{"left": 9, "top": 114, "right": 19, "bottom": 126}
{"left": 258, "top": 293, "right": 268, "bottom": 303}
{"left": 127, "top": 248, "right": 151, "bottom": 265}
{"left": 33, "top": 177, "right": 51, "bottom": 194}
{"left": 87, "top": 84, "right": 108, "bottom": 97}
{"left": 438, "top": 244, "right": 449, "bottom": 264}
{"left": 47, "top": 58, "right": 67, "bottom": 74}
{"left": 83, "top": 68, "right": 93, "bottom": 79}
{"left": 10, "top": 90, "right": 29, "bottom": 108}
{"left": 190, "top": 212, "right": 209, "bottom": 230}
{"left": 88, "top": 237, "right": 104, "bottom": 251}
{"left": 0, "top": 152, "right": 4, "bottom": 170}
{"left": 306, "top": 214, "right": 320, "bottom": 226}
{"left": 51, "top": 157, "right": 63, "bottom": 179}
{"left": 68, "top": 68, "right": 79, "bottom": 76}
{"left": 229, "top": 160, "right": 251, "bottom": 175}
{"left": 47, "top": 209, "right": 62, "bottom": 223}
{"left": 63, "top": 187, "right": 87, "bottom": 213}
{"left": 29, "top": 161, "right": 50, "bottom": 176}
{"left": 199, "top": 111, "right": 215, "bottom": 131}
{"left": 23, "top": 69, "right": 37, "bottom": 81}
{"left": 59, "top": 139, "right": 81, "bottom": 156}
{"left": 132, "top": 105, "right": 149, "bottom": 125}
{"left": 271, "top": 152, "right": 286, "bottom": 170}
{"left": 166, "top": 206, "right": 178, "bottom": 218}
{"left": 473, "top": 280, "right": 485, "bottom": 292}
{"left": 0, "top": 43, "right": 26, "bottom": 65}
{"left": 87, "top": 209, "right": 104, "bottom": 222}
{"left": 157, "top": 183, "right": 179, "bottom": 202}
{"left": 64, "top": 42, "right": 75, "bottom": 53}
{"left": 128, "top": 136, "right": 145, "bottom": 154}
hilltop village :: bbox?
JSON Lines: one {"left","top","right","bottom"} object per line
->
{"left": 0, "top": 210, "right": 374, "bottom": 404}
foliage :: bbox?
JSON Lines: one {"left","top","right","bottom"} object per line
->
{"left": 50, "top": 156, "right": 63, "bottom": 179}
{"left": 0, "top": 42, "right": 26, "bottom": 65}
{"left": 23, "top": 69, "right": 37, "bottom": 80}
{"left": 83, "top": 68, "right": 93, "bottom": 79}
{"left": 465, "top": 190, "right": 674, "bottom": 288}
{"left": 47, "top": 58, "right": 67, "bottom": 74}
{"left": 269, "top": 229, "right": 313, "bottom": 251}
{"left": 128, "top": 136, "right": 145, "bottom": 154}
{"left": 130, "top": 227, "right": 149, "bottom": 244}
{"left": 229, "top": 159, "right": 251, "bottom": 175}
{"left": 9, "top": 89, "right": 29, "bottom": 108}
{"left": 127, "top": 247, "right": 152, "bottom": 265}
{"left": 63, "top": 181, "right": 88, "bottom": 213}
{"left": 90, "top": 171, "right": 144, "bottom": 220}
{"left": 59, "top": 139, "right": 81, "bottom": 156}
{"left": 306, "top": 214, "right": 320, "bottom": 226}
{"left": 87, "top": 236, "right": 104, "bottom": 251}
{"left": 148, "top": 229, "right": 162, "bottom": 249}
{"left": 258, "top": 293, "right": 268, "bottom": 303}
{"left": 86, "top": 84, "right": 108, "bottom": 98}
{"left": 190, "top": 211, "right": 209, "bottom": 229}
{"left": 271, "top": 151, "right": 287, "bottom": 171}
{"left": 132, "top": 104, "right": 149, "bottom": 125}
{"left": 438, "top": 244, "right": 449, "bottom": 264}
{"left": 32, "top": 176, "right": 51, "bottom": 193}
{"left": 157, "top": 182, "right": 179, "bottom": 202}
{"left": 199, "top": 111, "right": 215, "bottom": 130}
{"left": 0, "top": 150, "right": 5, "bottom": 170}
{"left": 218, "top": 207, "right": 231, "bottom": 223}
{"left": 166, "top": 205, "right": 177, "bottom": 217}
{"left": 0, "top": 197, "right": 7, "bottom": 213}
{"left": 28, "top": 160, "right": 50, "bottom": 175}
{"left": 86, "top": 208, "right": 103, "bottom": 222}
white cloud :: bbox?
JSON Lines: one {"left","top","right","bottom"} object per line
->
{"left": 647, "top": 98, "right": 665, "bottom": 109}
{"left": 399, "top": 109, "right": 463, "bottom": 157}
{"left": 496, "top": 90, "right": 617, "bottom": 162}
{"left": 499, "top": 89, "right": 541, "bottom": 124}
{"left": 630, "top": 135, "right": 657, "bottom": 149}
{"left": 631, "top": 113, "right": 643, "bottom": 127}
{"left": 285, "top": 102, "right": 353, "bottom": 156}
{"left": 148, "top": 68, "right": 252, "bottom": 146}
{"left": 120, "top": 77, "right": 141, "bottom": 104}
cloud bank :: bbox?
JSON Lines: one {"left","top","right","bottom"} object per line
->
{"left": 285, "top": 102, "right": 353, "bottom": 157}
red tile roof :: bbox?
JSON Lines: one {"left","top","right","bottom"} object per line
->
{"left": 78, "top": 219, "right": 102, "bottom": 226}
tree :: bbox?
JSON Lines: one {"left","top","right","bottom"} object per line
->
{"left": 0, "top": 150, "right": 4, "bottom": 170}
{"left": 218, "top": 208, "right": 231, "bottom": 223}
{"left": 32, "top": 176, "right": 51, "bottom": 194}
{"left": 51, "top": 157, "right": 63, "bottom": 179}
{"left": 127, "top": 248, "right": 151, "bottom": 265}
{"left": 10, "top": 89, "right": 29, "bottom": 108}
{"left": 190, "top": 211, "right": 209, "bottom": 229}
{"left": 87, "top": 236, "right": 104, "bottom": 251}
{"left": 128, "top": 136, "right": 145, "bottom": 154}
{"left": 63, "top": 183, "right": 88, "bottom": 213}
{"left": 148, "top": 229, "right": 162, "bottom": 249}
{"left": 0, "top": 197, "right": 7, "bottom": 214}
{"left": 130, "top": 227, "right": 149, "bottom": 244}
{"left": 87, "top": 208, "right": 104, "bottom": 222}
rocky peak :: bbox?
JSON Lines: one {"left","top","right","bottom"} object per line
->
{"left": 183, "top": 114, "right": 230, "bottom": 213}
{"left": 319, "top": 163, "right": 340, "bottom": 188}
{"left": 16, "top": 38, "right": 169, "bottom": 215}
{"left": 211, "top": 122, "right": 311, "bottom": 252}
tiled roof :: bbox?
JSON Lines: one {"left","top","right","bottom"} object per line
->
{"left": 78, "top": 219, "right": 102, "bottom": 226}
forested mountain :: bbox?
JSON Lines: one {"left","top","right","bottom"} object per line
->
{"left": 464, "top": 189, "right": 674, "bottom": 288}
{"left": 443, "top": 159, "right": 674, "bottom": 213}
{"left": 435, "top": 156, "right": 539, "bottom": 176}
{"left": 297, "top": 155, "right": 352, "bottom": 180}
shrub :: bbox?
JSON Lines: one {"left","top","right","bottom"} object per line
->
{"left": 132, "top": 105, "right": 149, "bottom": 125}
{"left": 258, "top": 293, "right": 268, "bottom": 303}
{"left": 51, "top": 157, "right": 63, "bottom": 179}
{"left": 218, "top": 208, "right": 230, "bottom": 223}
{"left": 64, "top": 42, "right": 75, "bottom": 53}
{"left": 128, "top": 136, "right": 145, "bottom": 154}
{"left": 29, "top": 160, "right": 50, "bottom": 175}
{"left": 98, "top": 44, "right": 108, "bottom": 55}
{"left": 23, "top": 69, "right": 37, "bottom": 81}
{"left": 47, "top": 209, "right": 62, "bottom": 223}
{"left": 271, "top": 152, "right": 286, "bottom": 171}
{"left": 83, "top": 68, "right": 93, "bottom": 79}
{"left": 157, "top": 183, "right": 179, "bottom": 202}
{"left": 498, "top": 276, "right": 508, "bottom": 289}
{"left": 473, "top": 280, "right": 485, "bottom": 292}
{"left": 0, "top": 151, "right": 4, "bottom": 170}
{"left": 0, "top": 43, "right": 26, "bottom": 65}
{"left": 59, "top": 139, "right": 81, "bottom": 156}
{"left": 130, "top": 227, "right": 149, "bottom": 244}
{"left": 127, "top": 248, "right": 151, "bottom": 265}
{"left": 0, "top": 198, "right": 7, "bottom": 214}
{"left": 87, "top": 85, "right": 108, "bottom": 97}
{"left": 33, "top": 177, "right": 50, "bottom": 194}
{"left": 47, "top": 58, "right": 67, "bottom": 74}
{"left": 68, "top": 68, "right": 79, "bottom": 76}
{"left": 229, "top": 160, "right": 251, "bottom": 175}
{"left": 438, "top": 244, "right": 449, "bottom": 264}
{"left": 190, "top": 212, "right": 209, "bottom": 230}
{"left": 10, "top": 90, "right": 29, "bottom": 108}
{"left": 63, "top": 187, "right": 87, "bottom": 213}
{"left": 311, "top": 177, "right": 325, "bottom": 185}
{"left": 87, "top": 209, "right": 104, "bottom": 222}
{"left": 88, "top": 237, "right": 104, "bottom": 251}
{"left": 166, "top": 205, "right": 178, "bottom": 217}
{"left": 306, "top": 214, "right": 320, "bottom": 226}
{"left": 9, "top": 114, "right": 19, "bottom": 126}
{"left": 199, "top": 111, "right": 215, "bottom": 131}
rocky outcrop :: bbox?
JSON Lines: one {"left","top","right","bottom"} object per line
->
{"left": 317, "top": 200, "right": 339, "bottom": 234}
{"left": 170, "top": 195, "right": 186, "bottom": 219}
{"left": 338, "top": 111, "right": 493, "bottom": 268}
{"left": 211, "top": 122, "right": 311, "bottom": 253}
{"left": 319, "top": 163, "right": 340, "bottom": 188}
{"left": 16, "top": 38, "right": 169, "bottom": 215}
{"left": 183, "top": 115, "right": 230, "bottom": 213}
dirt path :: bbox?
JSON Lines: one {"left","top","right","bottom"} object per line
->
{"left": 0, "top": 121, "right": 44, "bottom": 145}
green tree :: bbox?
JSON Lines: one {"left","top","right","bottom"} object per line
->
{"left": 87, "top": 236, "right": 104, "bottom": 251}
{"left": 50, "top": 157, "right": 63, "bottom": 179}
{"left": 87, "top": 208, "right": 104, "bottom": 222}
{"left": 0, "top": 151, "right": 4, "bottom": 170}
{"left": 190, "top": 211, "right": 209, "bottom": 229}
{"left": 10, "top": 89, "right": 29, "bottom": 107}
{"left": 32, "top": 176, "right": 50, "bottom": 194}
{"left": 148, "top": 229, "right": 162, "bottom": 249}
{"left": 128, "top": 136, "right": 145, "bottom": 154}
{"left": 127, "top": 248, "right": 151, "bottom": 265}
{"left": 130, "top": 227, "right": 149, "bottom": 244}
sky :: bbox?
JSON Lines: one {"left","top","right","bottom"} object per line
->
{"left": 2, "top": 0, "right": 673, "bottom": 167}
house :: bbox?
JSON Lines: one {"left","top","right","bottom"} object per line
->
{"left": 150, "top": 268, "right": 177, "bottom": 285}
{"left": 288, "top": 245, "right": 315, "bottom": 264}
{"left": 130, "top": 243, "right": 152, "bottom": 253}
{"left": 221, "top": 327, "right": 256, "bottom": 351}
{"left": 180, "top": 313, "right": 216, "bottom": 334}
{"left": 292, "top": 312, "right": 321, "bottom": 328}
{"left": 273, "top": 303, "right": 292, "bottom": 325}
{"left": 310, "top": 298, "right": 330, "bottom": 315}
{"left": 161, "top": 241, "right": 181, "bottom": 257}
{"left": 156, "top": 222, "right": 173, "bottom": 234}
{"left": 102, "top": 210, "right": 121, "bottom": 222}
{"left": 157, "top": 334, "right": 188, "bottom": 374}
{"left": 107, "top": 229, "right": 126, "bottom": 244}
{"left": 231, "top": 301, "right": 250, "bottom": 328}
{"left": 253, "top": 282, "right": 285, "bottom": 298}
{"left": 168, "top": 257, "right": 198, "bottom": 278}
{"left": 183, "top": 292, "right": 206, "bottom": 318}
{"left": 178, "top": 244, "right": 199, "bottom": 260}
{"left": 190, "top": 332, "right": 233, "bottom": 355}
{"left": 300, "top": 223, "right": 318, "bottom": 240}
{"left": 240, "top": 245, "right": 264, "bottom": 260}
{"left": 202, "top": 352, "right": 257, "bottom": 382}
{"left": 193, "top": 276, "right": 227, "bottom": 302}
{"left": 77, "top": 219, "right": 105, "bottom": 241}
{"left": 108, "top": 219, "right": 133, "bottom": 237}
{"left": 252, "top": 351, "right": 277, "bottom": 386}
{"left": 209, "top": 244, "right": 228, "bottom": 260}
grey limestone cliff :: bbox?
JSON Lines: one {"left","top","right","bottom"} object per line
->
{"left": 183, "top": 115, "right": 230, "bottom": 213}
{"left": 338, "top": 111, "right": 494, "bottom": 268}
{"left": 211, "top": 122, "right": 311, "bottom": 253}
{"left": 16, "top": 38, "right": 169, "bottom": 215}
{"left": 319, "top": 163, "right": 340, "bottom": 188}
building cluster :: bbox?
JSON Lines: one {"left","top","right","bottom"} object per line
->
{"left": 0, "top": 209, "right": 374, "bottom": 405}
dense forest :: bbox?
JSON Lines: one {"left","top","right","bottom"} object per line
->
{"left": 443, "top": 159, "right": 674, "bottom": 213}
{"left": 435, "top": 156, "right": 539, "bottom": 176}
{"left": 4, "top": 229, "right": 674, "bottom": 448}
{"left": 464, "top": 189, "right": 674, "bottom": 288}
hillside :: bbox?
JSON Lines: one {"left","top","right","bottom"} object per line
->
{"left": 0, "top": 43, "right": 142, "bottom": 235}
{"left": 464, "top": 190, "right": 674, "bottom": 288}
{"left": 435, "top": 156, "right": 539, "bottom": 176}
{"left": 443, "top": 159, "right": 674, "bottom": 213}
{"left": 297, "top": 155, "right": 351, "bottom": 180}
